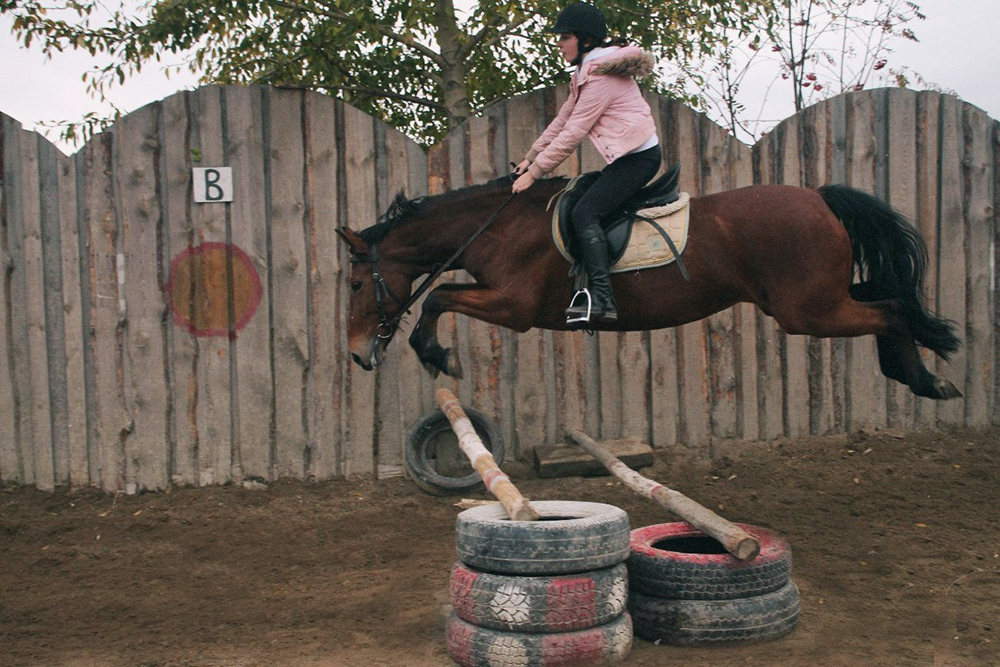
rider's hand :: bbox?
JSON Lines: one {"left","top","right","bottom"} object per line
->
{"left": 512, "top": 171, "right": 536, "bottom": 194}
{"left": 513, "top": 159, "right": 532, "bottom": 175}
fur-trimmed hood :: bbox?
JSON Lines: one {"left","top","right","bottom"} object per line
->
{"left": 587, "top": 45, "right": 655, "bottom": 79}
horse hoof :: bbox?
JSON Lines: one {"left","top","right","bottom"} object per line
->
{"left": 422, "top": 362, "right": 441, "bottom": 378}
{"left": 934, "top": 378, "right": 962, "bottom": 400}
{"left": 445, "top": 348, "right": 464, "bottom": 379}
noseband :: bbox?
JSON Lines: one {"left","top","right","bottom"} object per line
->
{"left": 350, "top": 243, "right": 401, "bottom": 340}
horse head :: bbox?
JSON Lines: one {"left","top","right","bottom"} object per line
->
{"left": 336, "top": 226, "right": 413, "bottom": 371}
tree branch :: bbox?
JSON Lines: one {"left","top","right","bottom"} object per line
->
{"left": 301, "top": 0, "right": 448, "bottom": 68}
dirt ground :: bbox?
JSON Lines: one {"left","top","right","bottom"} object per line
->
{"left": 2, "top": 426, "right": 999, "bottom": 667}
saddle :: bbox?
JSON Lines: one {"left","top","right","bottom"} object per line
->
{"left": 552, "top": 163, "right": 691, "bottom": 274}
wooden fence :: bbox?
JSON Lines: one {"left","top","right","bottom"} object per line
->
{"left": 0, "top": 85, "right": 996, "bottom": 492}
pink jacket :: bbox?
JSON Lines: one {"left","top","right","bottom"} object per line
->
{"left": 525, "top": 45, "right": 657, "bottom": 179}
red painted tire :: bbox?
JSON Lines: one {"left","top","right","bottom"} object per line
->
{"left": 446, "top": 612, "right": 632, "bottom": 667}
{"left": 450, "top": 561, "right": 628, "bottom": 633}
{"left": 628, "top": 522, "right": 792, "bottom": 600}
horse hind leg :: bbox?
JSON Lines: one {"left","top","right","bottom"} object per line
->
{"left": 876, "top": 335, "right": 961, "bottom": 400}
{"left": 777, "top": 296, "right": 961, "bottom": 400}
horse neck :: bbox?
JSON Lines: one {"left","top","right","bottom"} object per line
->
{"left": 383, "top": 186, "right": 516, "bottom": 270}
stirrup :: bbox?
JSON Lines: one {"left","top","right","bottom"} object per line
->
{"left": 565, "top": 288, "right": 593, "bottom": 325}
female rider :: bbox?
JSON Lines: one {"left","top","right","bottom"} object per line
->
{"left": 512, "top": 2, "right": 661, "bottom": 326}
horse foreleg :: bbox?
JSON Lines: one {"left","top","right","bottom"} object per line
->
{"left": 409, "top": 283, "right": 529, "bottom": 379}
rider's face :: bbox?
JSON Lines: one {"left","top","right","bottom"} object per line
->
{"left": 557, "top": 33, "right": 579, "bottom": 63}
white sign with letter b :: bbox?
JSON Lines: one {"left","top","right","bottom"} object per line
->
{"left": 193, "top": 167, "right": 234, "bottom": 203}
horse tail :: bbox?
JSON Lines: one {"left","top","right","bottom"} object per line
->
{"left": 817, "top": 184, "right": 961, "bottom": 360}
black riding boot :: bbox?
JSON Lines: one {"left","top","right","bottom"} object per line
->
{"left": 565, "top": 226, "right": 618, "bottom": 325}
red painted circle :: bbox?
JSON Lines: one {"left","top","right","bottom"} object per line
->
{"left": 164, "top": 242, "right": 263, "bottom": 338}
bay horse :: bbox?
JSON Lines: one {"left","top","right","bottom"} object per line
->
{"left": 337, "top": 173, "right": 961, "bottom": 400}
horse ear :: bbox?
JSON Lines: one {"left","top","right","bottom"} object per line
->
{"left": 336, "top": 227, "right": 367, "bottom": 256}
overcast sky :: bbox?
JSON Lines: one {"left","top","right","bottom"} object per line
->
{"left": 1, "top": 0, "right": 996, "bottom": 155}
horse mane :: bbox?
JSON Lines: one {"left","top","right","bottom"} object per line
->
{"left": 357, "top": 174, "right": 564, "bottom": 245}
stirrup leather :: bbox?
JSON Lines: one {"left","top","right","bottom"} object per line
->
{"left": 565, "top": 288, "right": 593, "bottom": 324}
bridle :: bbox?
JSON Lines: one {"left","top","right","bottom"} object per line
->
{"left": 340, "top": 189, "right": 518, "bottom": 342}
{"left": 348, "top": 242, "right": 400, "bottom": 340}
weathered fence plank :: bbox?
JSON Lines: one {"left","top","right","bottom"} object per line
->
{"left": 936, "top": 95, "right": 968, "bottom": 426}
{"left": 729, "top": 137, "right": 758, "bottom": 442}
{"left": 188, "top": 88, "right": 233, "bottom": 486}
{"left": 341, "top": 102, "right": 377, "bottom": 476}
{"left": 0, "top": 115, "right": 27, "bottom": 483}
{"left": 753, "top": 131, "right": 784, "bottom": 441}
{"left": 116, "top": 104, "right": 170, "bottom": 491}
{"left": 303, "top": 91, "right": 343, "bottom": 480}
{"left": 21, "top": 130, "right": 55, "bottom": 489}
{"left": 268, "top": 89, "right": 311, "bottom": 478}
{"left": 58, "top": 146, "right": 87, "bottom": 485}
{"left": 964, "top": 104, "right": 995, "bottom": 426}
{"left": 847, "top": 91, "right": 887, "bottom": 431}
{"left": 159, "top": 92, "right": 197, "bottom": 486}
{"left": 913, "top": 92, "right": 942, "bottom": 429}
{"left": 225, "top": 86, "right": 272, "bottom": 481}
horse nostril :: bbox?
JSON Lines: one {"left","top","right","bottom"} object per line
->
{"left": 351, "top": 352, "right": 363, "bottom": 366}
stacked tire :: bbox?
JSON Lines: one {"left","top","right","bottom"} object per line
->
{"left": 447, "top": 501, "right": 634, "bottom": 666}
{"left": 627, "top": 522, "right": 800, "bottom": 646}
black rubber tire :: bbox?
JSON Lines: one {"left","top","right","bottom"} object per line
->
{"left": 450, "top": 561, "right": 628, "bottom": 633}
{"left": 629, "top": 580, "right": 801, "bottom": 646}
{"left": 628, "top": 522, "right": 792, "bottom": 600}
{"left": 455, "top": 500, "right": 631, "bottom": 576}
{"left": 403, "top": 406, "right": 504, "bottom": 496}
{"left": 446, "top": 611, "right": 632, "bottom": 666}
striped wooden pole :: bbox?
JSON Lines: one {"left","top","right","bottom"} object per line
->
{"left": 435, "top": 388, "right": 539, "bottom": 521}
{"left": 568, "top": 430, "right": 760, "bottom": 560}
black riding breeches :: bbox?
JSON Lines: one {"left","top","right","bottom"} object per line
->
{"left": 570, "top": 145, "right": 662, "bottom": 239}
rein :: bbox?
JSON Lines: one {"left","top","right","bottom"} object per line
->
{"left": 352, "top": 191, "right": 518, "bottom": 339}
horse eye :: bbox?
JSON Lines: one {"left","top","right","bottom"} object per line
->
{"left": 351, "top": 281, "right": 362, "bottom": 292}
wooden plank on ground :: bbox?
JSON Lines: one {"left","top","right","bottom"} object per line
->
{"left": 777, "top": 116, "right": 810, "bottom": 439}
{"left": 886, "top": 89, "right": 919, "bottom": 429}
{"left": 303, "top": 90, "right": 342, "bottom": 481}
{"left": 20, "top": 130, "right": 55, "bottom": 490}
{"left": 226, "top": 86, "right": 272, "bottom": 481}
{"left": 341, "top": 102, "right": 377, "bottom": 476}
{"left": 847, "top": 91, "right": 886, "bottom": 431}
{"left": 37, "top": 137, "right": 72, "bottom": 486}
{"left": 268, "top": 88, "right": 310, "bottom": 478}
{"left": 534, "top": 437, "right": 653, "bottom": 478}
{"left": 963, "top": 104, "right": 994, "bottom": 426}
{"left": 935, "top": 95, "right": 967, "bottom": 427}
{"left": 116, "top": 104, "right": 170, "bottom": 491}
{"left": 913, "top": 92, "right": 942, "bottom": 429}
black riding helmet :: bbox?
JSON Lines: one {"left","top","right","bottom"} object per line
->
{"left": 548, "top": 2, "right": 608, "bottom": 44}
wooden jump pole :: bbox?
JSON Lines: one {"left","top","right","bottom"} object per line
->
{"left": 436, "top": 389, "right": 539, "bottom": 521}
{"left": 568, "top": 430, "right": 760, "bottom": 561}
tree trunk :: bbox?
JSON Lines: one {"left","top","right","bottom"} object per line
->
{"left": 434, "top": 0, "right": 472, "bottom": 129}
